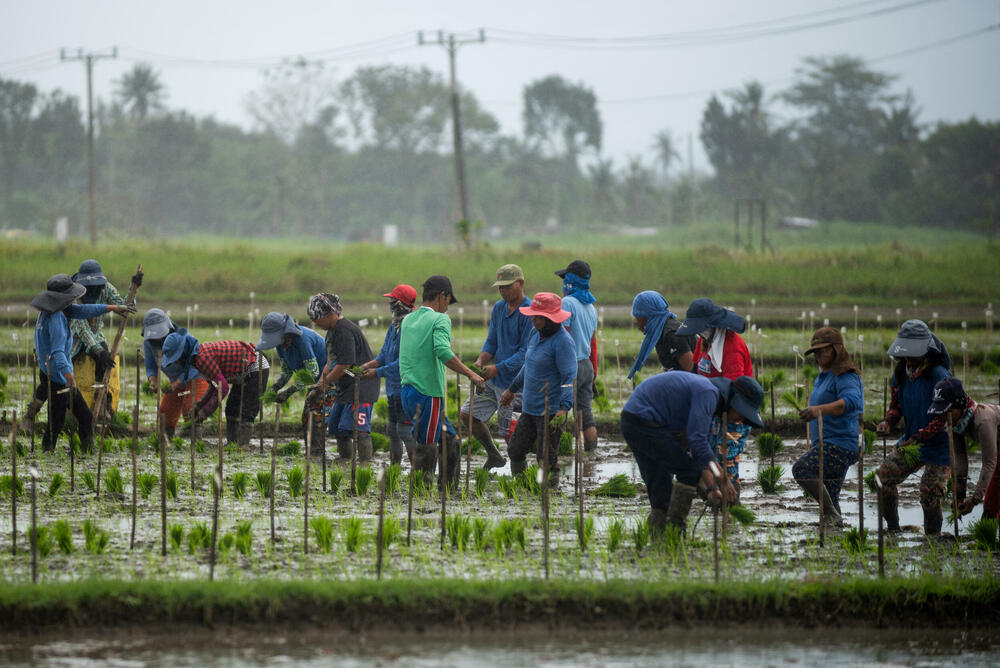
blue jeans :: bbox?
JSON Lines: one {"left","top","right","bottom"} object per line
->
{"left": 621, "top": 413, "right": 700, "bottom": 510}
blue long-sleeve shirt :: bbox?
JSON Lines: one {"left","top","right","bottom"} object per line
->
{"left": 481, "top": 296, "right": 534, "bottom": 388}
{"left": 144, "top": 337, "right": 201, "bottom": 384}
{"left": 375, "top": 324, "right": 403, "bottom": 397}
{"left": 894, "top": 365, "right": 951, "bottom": 466}
{"left": 806, "top": 370, "right": 864, "bottom": 451}
{"left": 273, "top": 327, "right": 327, "bottom": 391}
{"left": 623, "top": 371, "right": 722, "bottom": 472}
{"left": 509, "top": 328, "right": 577, "bottom": 416}
{"left": 34, "top": 304, "right": 109, "bottom": 384}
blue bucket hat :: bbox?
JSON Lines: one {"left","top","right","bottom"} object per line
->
{"left": 141, "top": 308, "right": 177, "bottom": 341}
{"left": 676, "top": 298, "right": 746, "bottom": 336}
{"left": 72, "top": 259, "right": 107, "bottom": 287}
{"left": 709, "top": 376, "right": 764, "bottom": 429}
{"left": 160, "top": 328, "right": 199, "bottom": 380}
{"left": 257, "top": 312, "right": 302, "bottom": 350}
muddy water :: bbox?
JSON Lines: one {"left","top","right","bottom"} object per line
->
{"left": 2, "top": 626, "right": 998, "bottom": 666}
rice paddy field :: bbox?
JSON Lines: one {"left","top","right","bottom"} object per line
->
{"left": 0, "top": 232, "right": 998, "bottom": 664}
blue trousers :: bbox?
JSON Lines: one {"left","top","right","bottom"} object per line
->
{"left": 621, "top": 414, "right": 700, "bottom": 511}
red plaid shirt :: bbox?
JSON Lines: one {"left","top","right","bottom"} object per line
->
{"left": 194, "top": 341, "right": 257, "bottom": 414}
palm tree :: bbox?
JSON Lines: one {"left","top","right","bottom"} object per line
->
{"left": 650, "top": 129, "right": 680, "bottom": 183}
{"left": 115, "top": 64, "right": 165, "bottom": 121}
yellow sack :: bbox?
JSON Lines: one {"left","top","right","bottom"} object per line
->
{"left": 74, "top": 354, "right": 121, "bottom": 412}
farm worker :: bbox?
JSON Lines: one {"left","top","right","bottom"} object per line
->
{"left": 620, "top": 371, "right": 763, "bottom": 535}
{"left": 875, "top": 319, "right": 954, "bottom": 535}
{"left": 926, "top": 377, "right": 999, "bottom": 520}
{"left": 628, "top": 290, "right": 696, "bottom": 376}
{"left": 308, "top": 293, "right": 380, "bottom": 462}
{"left": 792, "top": 327, "right": 864, "bottom": 526}
{"left": 141, "top": 308, "right": 209, "bottom": 440}
{"left": 160, "top": 330, "right": 269, "bottom": 446}
{"left": 399, "top": 276, "right": 484, "bottom": 490}
{"left": 458, "top": 264, "right": 533, "bottom": 471}
{"left": 677, "top": 298, "right": 755, "bottom": 495}
{"left": 500, "top": 292, "right": 577, "bottom": 488}
{"left": 68, "top": 259, "right": 134, "bottom": 416}
{"left": 361, "top": 286, "right": 418, "bottom": 465}
{"left": 555, "top": 259, "right": 599, "bottom": 452}
{"left": 26, "top": 274, "right": 134, "bottom": 451}
{"left": 257, "top": 311, "right": 328, "bottom": 450}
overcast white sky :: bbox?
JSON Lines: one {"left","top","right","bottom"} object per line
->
{"left": 1, "top": 0, "right": 997, "bottom": 170}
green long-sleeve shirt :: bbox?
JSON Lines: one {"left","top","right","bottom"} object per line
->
{"left": 399, "top": 306, "right": 454, "bottom": 398}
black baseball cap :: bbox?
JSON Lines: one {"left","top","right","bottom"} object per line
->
{"left": 554, "top": 259, "right": 591, "bottom": 279}
{"left": 927, "top": 377, "right": 967, "bottom": 415}
{"left": 422, "top": 275, "right": 458, "bottom": 304}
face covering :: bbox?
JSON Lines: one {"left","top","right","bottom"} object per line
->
{"left": 389, "top": 298, "right": 413, "bottom": 328}
{"left": 699, "top": 328, "right": 716, "bottom": 343}
{"left": 905, "top": 358, "right": 927, "bottom": 381}
{"left": 953, "top": 397, "right": 977, "bottom": 433}
{"left": 537, "top": 318, "right": 562, "bottom": 338}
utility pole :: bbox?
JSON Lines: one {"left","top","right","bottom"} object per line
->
{"left": 418, "top": 30, "right": 484, "bottom": 237}
{"left": 61, "top": 47, "right": 118, "bottom": 246}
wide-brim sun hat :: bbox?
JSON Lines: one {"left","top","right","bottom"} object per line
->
{"left": 141, "top": 308, "right": 175, "bottom": 340}
{"left": 888, "top": 319, "right": 935, "bottom": 358}
{"left": 257, "top": 312, "right": 302, "bottom": 350}
{"left": 519, "top": 292, "right": 571, "bottom": 323}
{"left": 72, "top": 259, "right": 107, "bottom": 287}
{"left": 676, "top": 298, "right": 746, "bottom": 336}
{"left": 30, "top": 274, "right": 86, "bottom": 313}
{"left": 161, "top": 327, "right": 198, "bottom": 369}
{"left": 804, "top": 327, "right": 844, "bottom": 355}
{"left": 709, "top": 376, "right": 765, "bottom": 429}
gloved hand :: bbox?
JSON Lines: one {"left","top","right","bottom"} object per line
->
{"left": 131, "top": 271, "right": 143, "bottom": 287}
{"left": 276, "top": 386, "right": 296, "bottom": 404}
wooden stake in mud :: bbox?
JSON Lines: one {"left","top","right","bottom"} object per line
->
{"left": 614, "top": 340, "right": 623, "bottom": 407}
{"left": 29, "top": 465, "right": 38, "bottom": 583}
{"left": 9, "top": 412, "right": 18, "bottom": 556}
{"left": 376, "top": 465, "right": 386, "bottom": 580}
{"left": 440, "top": 390, "right": 448, "bottom": 552}
{"left": 875, "top": 473, "right": 885, "bottom": 578}
{"left": 351, "top": 374, "right": 360, "bottom": 495}
{"left": 257, "top": 351, "right": 264, "bottom": 454}
{"left": 817, "top": 412, "right": 826, "bottom": 547}
{"left": 542, "top": 381, "right": 550, "bottom": 580}
{"left": 717, "top": 418, "right": 729, "bottom": 541}
{"left": 210, "top": 383, "right": 224, "bottom": 580}
{"left": 857, "top": 419, "right": 864, "bottom": 535}
{"left": 947, "top": 415, "right": 960, "bottom": 539}
{"left": 407, "top": 404, "right": 420, "bottom": 548}
{"left": 130, "top": 348, "right": 140, "bottom": 550}
{"left": 882, "top": 376, "right": 888, "bottom": 458}
{"left": 709, "top": 460, "right": 722, "bottom": 583}
{"left": 575, "top": 383, "right": 585, "bottom": 552}
{"left": 270, "top": 403, "right": 279, "bottom": 544}
{"left": 304, "top": 412, "right": 312, "bottom": 555}
{"left": 95, "top": 265, "right": 142, "bottom": 498}
{"left": 466, "top": 376, "right": 474, "bottom": 495}
{"left": 157, "top": 352, "right": 167, "bottom": 557}
{"left": 187, "top": 381, "right": 197, "bottom": 491}
{"left": 769, "top": 383, "right": 776, "bottom": 470}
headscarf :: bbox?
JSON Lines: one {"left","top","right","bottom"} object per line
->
{"left": 627, "top": 290, "right": 676, "bottom": 380}
{"left": 389, "top": 298, "right": 413, "bottom": 328}
{"left": 562, "top": 272, "right": 596, "bottom": 305}
{"left": 307, "top": 293, "right": 342, "bottom": 322}
{"left": 954, "top": 396, "right": 977, "bottom": 433}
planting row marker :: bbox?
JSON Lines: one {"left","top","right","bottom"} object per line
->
{"left": 875, "top": 473, "right": 885, "bottom": 577}
{"left": 542, "top": 382, "right": 550, "bottom": 580}
{"left": 857, "top": 415, "right": 864, "bottom": 536}
{"left": 407, "top": 404, "right": 419, "bottom": 547}
{"left": 575, "top": 383, "right": 585, "bottom": 553}
{"left": 130, "top": 348, "right": 139, "bottom": 550}
{"left": 189, "top": 380, "right": 197, "bottom": 491}
{"left": 467, "top": 376, "right": 474, "bottom": 496}
{"left": 271, "top": 403, "right": 279, "bottom": 544}
{"left": 351, "top": 377, "right": 360, "bottom": 496}
{"left": 947, "top": 415, "right": 960, "bottom": 539}
{"left": 817, "top": 411, "right": 825, "bottom": 547}
{"left": 257, "top": 351, "right": 264, "bottom": 455}
{"left": 440, "top": 388, "right": 448, "bottom": 552}
{"left": 9, "top": 410, "right": 17, "bottom": 556}
{"left": 29, "top": 464, "right": 38, "bottom": 583}
{"left": 210, "top": 383, "right": 224, "bottom": 581}
{"left": 157, "top": 352, "right": 166, "bottom": 557}
{"left": 304, "top": 412, "right": 312, "bottom": 555}
{"left": 376, "top": 465, "right": 386, "bottom": 579}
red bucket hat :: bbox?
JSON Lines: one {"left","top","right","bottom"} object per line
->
{"left": 519, "top": 292, "right": 571, "bottom": 323}
{"left": 383, "top": 284, "right": 417, "bottom": 307}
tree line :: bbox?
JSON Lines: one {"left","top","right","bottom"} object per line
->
{"left": 0, "top": 55, "right": 996, "bottom": 241}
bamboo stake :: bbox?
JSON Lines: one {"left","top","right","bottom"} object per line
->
{"left": 407, "top": 404, "right": 420, "bottom": 547}
{"left": 818, "top": 411, "right": 825, "bottom": 547}
{"left": 187, "top": 379, "right": 197, "bottom": 491}
{"left": 351, "top": 377, "right": 360, "bottom": 495}
{"left": 614, "top": 340, "right": 622, "bottom": 407}
{"left": 875, "top": 474, "right": 885, "bottom": 578}
{"left": 440, "top": 389, "right": 448, "bottom": 552}
{"left": 466, "top": 376, "right": 474, "bottom": 495}
{"left": 258, "top": 353, "right": 265, "bottom": 454}
{"left": 29, "top": 464, "right": 38, "bottom": 583}
{"left": 270, "top": 403, "right": 279, "bottom": 544}
{"left": 30, "top": 355, "right": 36, "bottom": 453}
{"left": 947, "top": 415, "right": 960, "bottom": 539}
{"left": 157, "top": 352, "right": 166, "bottom": 557}
{"left": 709, "top": 460, "right": 722, "bottom": 583}
{"left": 718, "top": 418, "right": 728, "bottom": 541}
{"left": 304, "top": 412, "right": 311, "bottom": 555}
{"left": 130, "top": 348, "right": 139, "bottom": 550}
{"left": 769, "top": 383, "right": 776, "bottom": 470}
{"left": 882, "top": 376, "right": 888, "bottom": 458}
{"left": 857, "top": 417, "right": 864, "bottom": 536}
{"left": 210, "top": 383, "right": 223, "bottom": 580}
{"left": 9, "top": 411, "right": 17, "bottom": 556}
{"left": 542, "top": 381, "right": 550, "bottom": 580}
{"left": 574, "top": 382, "right": 585, "bottom": 552}
{"left": 376, "top": 465, "right": 386, "bottom": 579}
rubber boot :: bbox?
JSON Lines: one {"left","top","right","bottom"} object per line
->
{"left": 923, "top": 503, "right": 943, "bottom": 536}
{"left": 648, "top": 507, "right": 669, "bottom": 539}
{"left": 225, "top": 420, "right": 239, "bottom": 444}
{"left": 438, "top": 432, "right": 461, "bottom": 493}
{"left": 388, "top": 426, "right": 403, "bottom": 466}
{"left": 79, "top": 434, "right": 94, "bottom": 456}
{"left": 417, "top": 442, "right": 438, "bottom": 490}
{"left": 395, "top": 420, "right": 415, "bottom": 465}
{"left": 883, "top": 494, "right": 901, "bottom": 533}
{"left": 799, "top": 479, "right": 843, "bottom": 526}
{"left": 237, "top": 421, "right": 254, "bottom": 448}
{"left": 19, "top": 397, "right": 43, "bottom": 432}
{"left": 356, "top": 433, "right": 373, "bottom": 462}
{"left": 336, "top": 435, "right": 353, "bottom": 461}
{"left": 584, "top": 437, "right": 598, "bottom": 453}
{"left": 308, "top": 419, "right": 326, "bottom": 459}
{"left": 665, "top": 481, "right": 698, "bottom": 531}
{"left": 164, "top": 425, "right": 176, "bottom": 441}
{"left": 510, "top": 458, "right": 527, "bottom": 478}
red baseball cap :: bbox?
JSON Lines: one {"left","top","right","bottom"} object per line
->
{"left": 383, "top": 284, "right": 417, "bottom": 307}
{"left": 519, "top": 292, "right": 571, "bottom": 323}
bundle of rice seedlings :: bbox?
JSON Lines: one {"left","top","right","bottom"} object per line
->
{"left": 474, "top": 468, "right": 490, "bottom": 498}
{"left": 329, "top": 467, "right": 344, "bottom": 495}
{"left": 48, "top": 473, "right": 65, "bottom": 498}
{"left": 254, "top": 471, "right": 271, "bottom": 498}
{"left": 589, "top": 474, "right": 637, "bottom": 498}
{"left": 780, "top": 391, "right": 804, "bottom": 412}
{"left": 461, "top": 438, "right": 486, "bottom": 455}
{"left": 217, "top": 533, "right": 235, "bottom": 555}
{"left": 374, "top": 398, "right": 388, "bottom": 420}
{"left": 277, "top": 442, "right": 300, "bottom": 457}
{"left": 29, "top": 526, "right": 54, "bottom": 559}
{"left": 841, "top": 527, "right": 871, "bottom": 555}
{"left": 385, "top": 464, "right": 403, "bottom": 494}
{"left": 517, "top": 464, "right": 541, "bottom": 495}
{"left": 900, "top": 444, "right": 922, "bottom": 468}
{"left": 186, "top": 521, "right": 211, "bottom": 554}
{"left": 0, "top": 475, "right": 23, "bottom": 499}
{"left": 381, "top": 517, "right": 403, "bottom": 549}
{"left": 558, "top": 431, "right": 574, "bottom": 456}
{"left": 575, "top": 515, "right": 595, "bottom": 549}
{"left": 756, "top": 433, "right": 784, "bottom": 457}
{"left": 260, "top": 389, "right": 279, "bottom": 405}
{"left": 496, "top": 475, "right": 518, "bottom": 500}
{"left": 236, "top": 521, "right": 253, "bottom": 556}
{"left": 447, "top": 515, "right": 473, "bottom": 551}
{"left": 757, "top": 465, "right": 785, "bottom": 494}
{"left": 864, "top": 470, "right": 878, "bottom": 494}
{"left": 81, "top": 471, "right": 96, "bottom": 493}
{"left": 165, "top": 472, "right": 179, "bottom": 499}
{"left": 287, "top": 466, "right": 304, "bottom": 499}
{"left": 311, "top": 516, "right": 335, "bottom": 553}
{"left": 344, "top": 517, "right": 365, "bottom": 553}
{"left": 728, "top": 504, "right": 756, "bottom": 527}
{"left": 632, "top": 516, "right": 649, "bottom": 553}
{"left": 971, "top": 518, "right": 999, "bottom": 551}
{"left": 473, "top": 517, "right": 491, "bottom": 552}
{"left": 137, "top": 473, "right": 157, "bottom": 499}
{"left": 355, "top": 466, "right": 374, "bottom": 495}
{"left": 863, "top": 429, "right": 877, "bottom": 454}
{"left": 52, "top": 520, "right": 73, "bottom": 555}
{"left": 232, "top": 472, "right": 248, "bottom": 499}
{"left": 104, "top": 466, "right": 125, "bottom": 499}
{"left": 169, "top": 523, "right": 185, "bottom": 552}
{"left": 607, "top": 518, "right": 625, "bottom": 552}
{"left": 82, "top": 519, "right": 109, "bottom": 554}
{"left": 370, "top": 432, "right": 390, "bottom": 452}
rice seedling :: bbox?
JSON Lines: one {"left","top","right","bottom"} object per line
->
{"left": 254, "top": 471, "right": 271, "bottom": 498}
{"left": 104, "top": 466, "right": 125, "bottom": 498}
{"left": 607, "top": 518, "right": 625, "bottom": 552}
{"left": 971, "top": 518, "right": 999, "bottom": 551}
{"left": 862, "top": 429, "right": 877, "bottom": 455}
{"left": 864, "top": 470, "right": 878, "bottom": 494}
{"left": 137, "top": 473, "right": 157, "bottom": 499}
{"left": 657, "top": 524, "right": 684, "bottom": 552}
{"left": 48, "top": 473, "right": 64, "bottom": 498}
{"left": 287, "top": 466, "right": 304, "bottom": 499}
{"left": 728, "top": 504, "right": 756, "bottom": 527}
{"left": 900, "top": 444, "right": 922, "bottom": 468}
{"left": 165, "top": 472, "right": 179, "bottom": 499}
{"left": 81, "top": 471, "right": 96, "bottom": 493}
{"left": 589, "top": 474, "right": 637, "bottom": 498}
{"left": 370, "top": 432, "right": 390, "bottom": 452}
{"left": 0, "top": 474, "right": 24, "bottom": 499}
{"left": 496, "top": 475, "right": 518, "bottom": 500}
{"left": 841, "top": 527, "right": 871, "bottom": 555}
{"left": 374, "top": 397, "right": 388, "bottom": 420}
{"left": 82, "top": 519, "right": 109, "bottom": 554}
{"left": 758, "top": 370, "right": 786, "bottom": 392}
{"left": 381, "top": 517, "right": 402, "bottom": 549}
{"left": 492, "top": 519, "right": 525, "bottom": 553}
{"left": 236, "top": 521, "right": 253, "bottom": 556}
{"left": 355, "top": 466, "right": 374, "bottom": 495}
{"left": 277, "top": 442, "right": 300, "bottom": 456}
{"left": 447, "top": 515, "right": 473, "bottom": 551}
{"left": 385, "top": 464, "right": 403, "bottom": 495}
{"left": 260, "top": 389, "right": 279, "bottom": 405}
{"left": 632, "top": 516, "right": 649, "bottom": 553}
{"left": 558, "top": 431, "right": 573, "bottom": 456}
{"left": 311, "top": 516, "right": 335, "bottom": 553}
{"left": 756, "top": 433, "right": 785, "bottom": 457}
{"left": 231, "top": 472, "right": 248, "bottom": 499}
{"left": 575, "top": 515, "right": 595, "bottom": 549}
{"left": 29, "top": 526, "right": 54, "bottom": 559}
{"left": 52, "top": 520, "right": 73, "bottom": 555}
{"left": 780, "top": 391, "right": 804, "bottom": 412}
{"left": 187, "top": 521, "right": 211, "bottom": 554}
{"left": 474, "top": 468, "right": 490, "bottom": 499}
{"left": 329, "top": 467, "right": 344, "bottom": 495}
{"left": 218, "top": 532, "right": 235, "bottom": 555}
{"left": 757, "top": 465, "right": 785, "bottom": 493}
{"left": 145, "top": 432, "right": 160, "bottom": 452}
{"left": 344, "top": 517, "right": 364, "bottom": 553}
{"left": 473, "top": 517, "right": 491, "bottom": 551}
{"left": 169, "top": 523, "right": 185, "bottom": 552}
{"left": 802, "top": 366, "right": 818, "bottom": 383}
{"left": 518, "top": 464, "right": 541, "bottom": 495}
